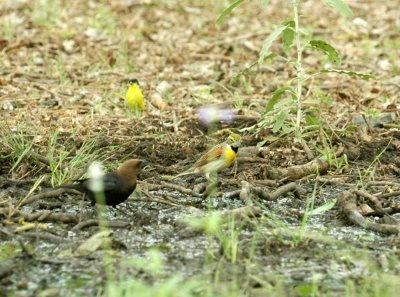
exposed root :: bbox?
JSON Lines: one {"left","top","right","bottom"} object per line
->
{"left": 141, "top": 181, "right": 202, "bottom": 198}
{"left": 21, "top": 188, "right": 81, "bottom": 206}
{"left": 71, "top": 219, "right": 129, "bottom": 232}
{"left": 337, "top": 191, "right": 400, "bottom": 235}
{"left": 379, "top": 191, "right": 400, "bottom": 199}
{"left": 253, "top": 182, "right": 303, "bottom": 201}
{"left": 237, "top": 157, "right": 270, "bottom": 164}
{"left": 20, "top": 231, "right": 66, "bottom": 243}
{"left": 263, "top": 146, "right": 344, "bottom": 180}
{"left": 353, "top": 190, "right": 386, "bottom": 215}
{"left": 0, "top": 207, "right": 78, "bottom": 224}
{"left": 221, "top": 205, "right": 262, "bottom": 219}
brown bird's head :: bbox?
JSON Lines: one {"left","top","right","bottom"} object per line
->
{"left": 117, "top": 159, "right": 147, "bottom": 182}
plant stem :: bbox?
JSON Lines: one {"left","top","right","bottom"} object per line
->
{"left": 292, "top": 0, "right": 303, "bottom": 139}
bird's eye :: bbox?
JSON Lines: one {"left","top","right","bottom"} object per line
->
{"left": 129, "top": 79, "right": 139, "bottom": 85}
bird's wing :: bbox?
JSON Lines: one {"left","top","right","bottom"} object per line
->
{"left": 194, "top": 144, "right": 224, "bottom": 167}
{"left": 75, "top": 173, "right": 122, "bottom": 192}
{"left": 101, "top": 172, "right": 123, "bottom": 192}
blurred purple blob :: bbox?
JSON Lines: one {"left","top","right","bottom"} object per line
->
{"left": 197, "top": 105, "right": 234, "bottom": 126}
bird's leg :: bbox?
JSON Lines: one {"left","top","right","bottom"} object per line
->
{"left": 122, "top": 201, "right": 136, "bottom": 214}
{"left": 205, "top": 173, "right": 218, "bottom": 198}
{"left": 113, "top": 205, "right": 130, "bottom": 217}
{"left": 231, "top": 159, "right": 238, "bottom": 178}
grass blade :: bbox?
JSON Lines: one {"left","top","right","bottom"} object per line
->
{"left": 258, "top": 24, "right": 287, "bottom": 64}
{"left": 320, "top": 0, "right": 353, "bottom": 17}
{"left": 216, "top": 0, "right": 245, "bottom": 26}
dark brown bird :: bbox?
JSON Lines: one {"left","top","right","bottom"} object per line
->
{"left": 58, "top": 159, "right": 146, "bottom": 207}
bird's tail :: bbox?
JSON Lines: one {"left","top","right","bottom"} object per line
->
{"left": 55, "top": 183, "right": 86, "bottom": 193}
{"left": 172, "top": 167, "right": 199, "bottom": 179}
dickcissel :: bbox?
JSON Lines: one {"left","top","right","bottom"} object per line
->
{"left": 175, "top": 134, "right": 241, "bottom": 179}
{"left": 125, "top": 78, "right": 144, "bottom": 114}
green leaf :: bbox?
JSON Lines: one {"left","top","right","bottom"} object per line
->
{"left": 262, "top": 52, "right": 278, "bottom": 62}
{"left": 274, "top": 97, "right": 294, "bottom": 109}
{"left": 305, "top": 114, "right": 320, "bottom": 126}
{"left": 320, "top": 69, "right": 375, "bottom": 80}
{"left": 282, "top": 125, "right": 295, "bottom": 135}
{"left": 258, "top": 24, "right": 287, "bottom": 64}
{"left": 282, "top": 20, "right": 295, "bottom": 54}
{"left": 309, "top": 199, "right": 337, "bottom": 216}
{"left": 264, "top": 87, "right": 294, "bottom": 114}
{"left": 320, "top": 0, "right": 353, "bottom": 17}
{"left": 308, "top": 40, "right": 341, "bottom": 65}
{"left": 257, "top": 135, "right": 279, "bottom": 147}
{"left": 272, "top": 110, "right": 287, "bottom": 133}
{"left": 260, "top": 0, "right": 270, "bottom": 6}
{"left": 216, "top": 0, "right": 245, "bottom": 26}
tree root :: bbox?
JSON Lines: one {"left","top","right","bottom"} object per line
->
{"left": 140, "top": 181, "right": 202, "bottom": 198}
{"left": 221, "top": 205, "right": 262, "bottom": 219}
{"left": 252, "top": 182, "right": 303, "bottom": 201}
{"left": 337, "top": 191, "right": 400, "bottom": 235}
{"left": 71, "top": 219, "right": 129, "bottom": 232}
{"left": 21, "top": 188, "right": 80, "bottom": 206}
{"left": 264, "top": 146, "right": 344, "bottom": 180}
{"left": 0, "top": 207, "right": 78, "bottom": 224}
{"left": 20, "top": 231, "right": 66, "bottom": 243}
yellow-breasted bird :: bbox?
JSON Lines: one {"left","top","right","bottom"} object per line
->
{"left": 175, "top": 134, "right": 241, "bottom": 179}
{"left": 125, "top": 78, "right": 144, "bottom": 113}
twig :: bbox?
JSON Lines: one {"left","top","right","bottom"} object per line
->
{"left": 252, "top": 179, "right": 278, "bottom": 187}
{"left": 29, "top": 151, "right": 51, "bottom": 166}
{"left": 141, "top": 190, "right": 181, "bottom": 207}
{"left": 172, "top": 109, "right": 179, "bottom": 134}
{"left": 301, "top": 139, "right": 315, "bottom": 161}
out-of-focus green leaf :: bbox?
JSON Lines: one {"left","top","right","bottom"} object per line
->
{"left": 261, "top": 52, "right": 278, "bottom": 63}
{"left": 320, "top": 69, "right": 375, "bottom": 80}
{"left": 282, "top": 20, "right": 295, "bottom": 54}
{"left": 216, "top": 0, "right": 245, "bottom": 26}
{"left": 264, "top": 87, "right": 295, "bottom": 114}
{"left": 260, "top": 0, "right": 270, "bottom": 6}
{"left": 308, "top": 40, "right": 341, "bottom": 65}
{"left": 305, "top": 114, "right": 320, "bottom": 126}
{"left": 258, "top": 24, "right": 287, "bottom": 64}
{"left": 320, "top": 0, "right": 353, "bottom": 17}
{"left": 309, "top": 199, "right": 337, "bottom": 215}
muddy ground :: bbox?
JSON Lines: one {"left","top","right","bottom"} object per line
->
{"left": 1, "top": 0, "right": 400, "bottom": 296}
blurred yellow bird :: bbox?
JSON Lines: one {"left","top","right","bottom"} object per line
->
{"left": 125, "top": 78, "right": 144, "bottom": 113}
{"left": 175, "top": 133, "right": 241, "bottom": 179}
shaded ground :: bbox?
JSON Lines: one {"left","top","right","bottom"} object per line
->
{"left": 1, "top": 0, "right": 400, "bottom": 296}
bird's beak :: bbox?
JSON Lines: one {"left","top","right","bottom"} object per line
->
{"left": 139, "top": 159, "right": 150, "bottom": 169}
{"left": 234, "top": 140, "right": 241, "bottom": 147}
